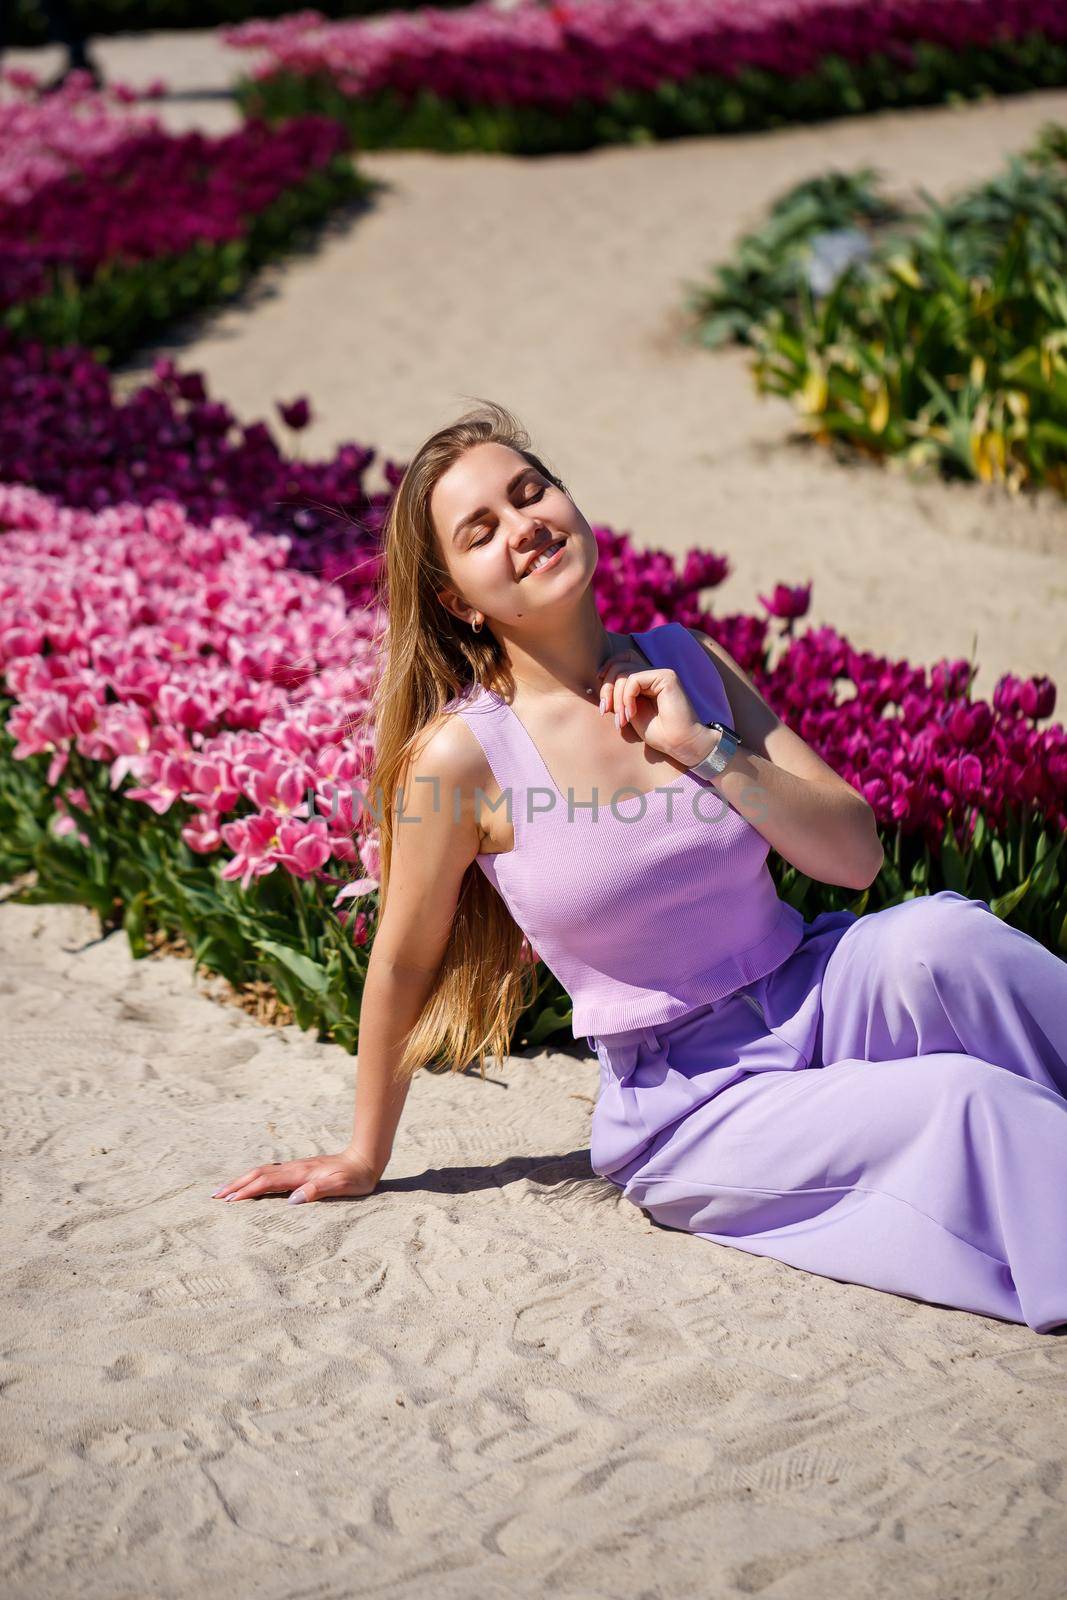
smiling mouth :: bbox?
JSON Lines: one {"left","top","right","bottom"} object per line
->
{"left": 521, "top": 538, "right": 565, "bottom": 578}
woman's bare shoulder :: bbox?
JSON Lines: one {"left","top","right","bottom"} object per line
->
{"left": 408, "top": 703, "right": 494, "bottom": 793}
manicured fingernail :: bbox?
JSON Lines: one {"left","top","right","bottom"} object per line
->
{"left": 614, "top": 711, "right": 620, "bottom": 729}
{"left": 226, "top": 1194, "right": 239, "bottom": 1202}
{"left": 211, "top": 1187, "right": 225, "bottom": 1197}
{"left": 289, "top": 1189, "right": 307, "bottom": 1205}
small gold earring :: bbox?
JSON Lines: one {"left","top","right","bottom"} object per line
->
{"left": 471, "top": 616, "right": 483, "bottom": 634}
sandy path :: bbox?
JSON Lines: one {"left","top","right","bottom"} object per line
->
{"left": 3, "top": 896, "right": 1067, "bottom": 1599}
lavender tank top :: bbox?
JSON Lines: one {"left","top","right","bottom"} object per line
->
{"left": 446, "top": 620, "right": 804, "bottom": 1040}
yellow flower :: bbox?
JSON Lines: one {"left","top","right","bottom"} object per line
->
{"left": 868, "top": 383, "right": 891, "bottom": 434}
{"left": 971, "top": 429, "right": 1007, "bottom": 483}
{"left": 797, "top": 363, "right": 828, "bottom": 415}
{"left": 886, "top": 254, "right": 922, "bottom": 290}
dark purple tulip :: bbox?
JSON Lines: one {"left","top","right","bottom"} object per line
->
{"left": 930, "top": 659, "right": 974, "bottom": 700}
{"left": 998, "top": 673, "right": 1057, "bottom": 722}
{"left": 277, "top": 397, "right": 313, "bottom": 432}
{"left": 681, "top": 548, "right": 730, "bottom": 594}
{"left": 176, "top": 373, "right": 208, "bottom": 404}
{"left": 946, "top": 700, "right": 994, "bottom": 748}
{"left": 757, "top": 581, "right": 812, "bottom": 620}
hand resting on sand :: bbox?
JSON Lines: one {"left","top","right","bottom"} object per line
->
{"left": 211, "top": 1148, "right": 382, "bottom": 1205}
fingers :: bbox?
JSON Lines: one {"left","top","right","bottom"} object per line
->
{"left": 598, "top": 664, "right": 627, "bottom": 724}
{"left": 212, "top": 1161, "right": 297, "bottom": 1203}
{"left": 211, "top": 1165, "right": 267, "bottom": 1199}
{"left": 598, "top": 664, "right": 649, "bottom": 728}
{"left": 211, "top": 1158, "right": 364, "bottom": 1206}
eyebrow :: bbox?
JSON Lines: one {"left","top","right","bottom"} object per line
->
{"left": 452, "top": 467, "right": 538, "bottom": 544}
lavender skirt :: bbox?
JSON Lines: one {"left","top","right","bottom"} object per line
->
{"left": 588, "top": 891, "right": 1067, "bottom": 1333}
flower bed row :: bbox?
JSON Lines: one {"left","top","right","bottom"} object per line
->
{"left": 0, "top": 330, "right": 390, "bottom": 604}
{"left": 227, "top": 0, "right": 1067, "bottom": 156}
{"left": 1, "top": 71, "right": 371, "bottom": 362}
{"left": 688, "top": 123, "right": 1067, "bottom": 495}
{"left": 1, "top": 354, "right": 1065, "bottom": 1054}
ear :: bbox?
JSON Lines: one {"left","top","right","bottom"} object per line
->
{"left": 436, "top": 586, "right": 476, "bottom": 627}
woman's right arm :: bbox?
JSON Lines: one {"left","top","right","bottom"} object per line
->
{"left": 211, "top": 715, "right": 487, "bottom": 1205}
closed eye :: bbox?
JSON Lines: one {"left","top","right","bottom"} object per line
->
{"left": 471, "top": 484, "right": 545, "bottom": 546}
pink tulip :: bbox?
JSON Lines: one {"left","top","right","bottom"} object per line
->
{"left": 186, "top": 756, "right": 241, "bottom": 816}
{"left": 219, "top": 810, "right": 287, "bottom": 891}
{"left": 245, "top": 757, "right": 312, "bottom": 816}
{"left": 333, "top": 876, "right": 378, "bottom": 906}
{"left": 272, "top": 816, "right": 332, "bottom": 877}
{"left": 125, "top": 753, "right": 192, "bottom": 815}
{"left": 181, "top": 814, "right": 224, "bottom": 854}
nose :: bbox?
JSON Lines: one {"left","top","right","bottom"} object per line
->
{"left": 512, "top": 512, "right": 548, "bottom": 547}
{"left": 511, "top": 516, "right": 553, "bottom": 572}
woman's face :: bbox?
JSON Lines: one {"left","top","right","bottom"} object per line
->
{"left": 430, "top": 441, "right": 596, "bottom": 631}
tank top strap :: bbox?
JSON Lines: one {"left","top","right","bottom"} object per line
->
{"left": 632, "top": 621, "right": 735, "bottom": 728}
{"left": 445, "top": 683, "right": 537, "bottom": 806}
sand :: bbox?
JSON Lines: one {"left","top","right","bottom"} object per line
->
{"left": 3, "top": 23, "right": 1067, "bottom": 1599}
{"left": 4, "top": 895, "right": 1067, "bottom": 1599}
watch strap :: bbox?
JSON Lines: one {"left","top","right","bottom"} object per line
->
{"left": 688, "top": 720, "right": 741, "bottom": 780}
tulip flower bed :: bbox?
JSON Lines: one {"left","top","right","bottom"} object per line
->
{"left": 1, "top": 444, "right": 1065, "bottom": 1054}
{"left": 690, "top": 123, "right": 1067, "bottom": 495}
{"left": 226, "top": 0, "right": 1067, "bottom": 156}
{"left": 0, "top": 72, "right": 370, "bottom": 363}
{"left": 0, "top": 482, "right": 385, "bottom": 1051}
{"left": 0, "top": 331, "right": 392, "bottom": 605}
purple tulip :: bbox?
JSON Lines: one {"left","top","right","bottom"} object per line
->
{"left": 757, "top": 581, "right": 812, "bottom": 620}
{"left": 994, "top": 672, "right": 1057, "bottom": 722}
{"left": 277, "top": 397, "right": 313, "bottom": 432}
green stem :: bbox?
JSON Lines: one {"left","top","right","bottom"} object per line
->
{"left": 288, "top": 872, "right": 314, "bottom": 957}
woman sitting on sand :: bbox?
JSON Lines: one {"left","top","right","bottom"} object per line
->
{"left": 215, "top": 401, "right": 1067, "bottom": 1335}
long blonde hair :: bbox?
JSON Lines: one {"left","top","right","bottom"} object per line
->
{"left": 360, "top": 399, "right": 570, "bottom": 1084}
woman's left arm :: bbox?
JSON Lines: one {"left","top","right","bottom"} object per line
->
{"left": 686, "top": 628, "right": 884, "bottom": 892}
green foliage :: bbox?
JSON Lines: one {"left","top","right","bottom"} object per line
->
{"left": 0, "top": 724, "right": 374, "bottom": 1051}
{"left": 685, "top": 168, "right": 907, "bottom": 349}
{"left": 690, "top": 122, "right": 1067, "bottom": 495}
{"left": 236, "top": 36, "right": 1067, "bottom": 156}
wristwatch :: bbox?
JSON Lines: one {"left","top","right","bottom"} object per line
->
{"left": 688, "top": 720, "right": 742, "bottom": 781}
